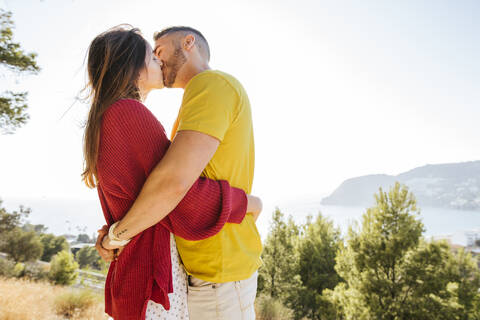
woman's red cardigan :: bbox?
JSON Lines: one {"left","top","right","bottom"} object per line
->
{"left": 96, "top": 99, "right": 248, "bottom": 320}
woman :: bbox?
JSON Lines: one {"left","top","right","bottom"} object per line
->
{"left": 82, "top": 25, "right": 262, "bottom": 320}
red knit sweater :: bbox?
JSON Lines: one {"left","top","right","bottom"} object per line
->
{"left": 96, "top": 99, "right": 248, "bottom": 320}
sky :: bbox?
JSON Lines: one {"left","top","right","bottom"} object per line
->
{"left": 0, "top": 0, "right": 479, "bottom": 234}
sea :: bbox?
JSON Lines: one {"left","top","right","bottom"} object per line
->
{"left": 2, "top": 195, "right": 479, "bottom": 246}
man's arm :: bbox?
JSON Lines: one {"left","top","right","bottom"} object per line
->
{"left": 110, "top": 130, "right": 220, "bottom": 241}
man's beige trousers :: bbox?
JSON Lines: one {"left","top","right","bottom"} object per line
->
{"left": 187, "top": 271, "right": 258, "bottom": 320}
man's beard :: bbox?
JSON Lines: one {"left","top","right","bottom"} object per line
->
{"left": 164, "top": 45, "right": 187, "bottom": 88}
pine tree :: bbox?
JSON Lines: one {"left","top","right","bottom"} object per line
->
{"left": 0, "top": 9, "right": 40, "bottom": 133}
{"left": 258, "top": 208, "right": 299, "bottom": 298}
{"left": 286, "top": 214, "right": 342, "bottom": 320}
{"left": 331, "top": 182, "right": 480, "bottom": 320}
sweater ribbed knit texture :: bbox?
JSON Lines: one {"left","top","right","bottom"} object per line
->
{"left": 96, "top": 99, "right": 248, "bottom": 320}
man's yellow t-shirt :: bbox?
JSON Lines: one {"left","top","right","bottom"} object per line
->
{"left": 172, "top": 70, "right": 262, "bottom": 283}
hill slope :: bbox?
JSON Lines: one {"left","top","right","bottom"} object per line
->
{"left": 322, "top": 161, "right": 480, "bottom": 210}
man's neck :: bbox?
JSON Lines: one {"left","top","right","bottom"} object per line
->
{"left": 175, "top": 64, "right": 211, "bottom": 89}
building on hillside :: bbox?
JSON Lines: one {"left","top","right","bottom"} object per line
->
{"left": 465, "top": 230, "right": 480, "bottom": 247}
{"left": 61, "top": 234, "right": 78, "bottom": 244}
{"left": 433, "top": 229, "right": 480, "bottom": 248}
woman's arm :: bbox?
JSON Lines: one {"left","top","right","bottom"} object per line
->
{"left": 96, "top": 192, "right": 262, "bottom": 259}
{"left": 97, "top": 99, "right": 252, "bottom": 247}
{"left": 153, "top": 178, "right": 247, "bottom": 241}
{"left": 101, "top": 185, "right": 263, "bottom": 249}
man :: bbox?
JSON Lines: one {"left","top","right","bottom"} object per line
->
{"left": 97, "top": 26, "right": 262, "bottom": 319}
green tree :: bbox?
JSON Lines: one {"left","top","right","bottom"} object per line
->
{"left": 1, "top": 228, "right": 43, "bottom": 263}
{"left": 39, "top": 233, "right": 69, "bottom": 262}
{"left": 447, "top": 248, "right": 480, "bottom": 320}
{"left": 75, "top": 245, "right": 104, "bottom": 270}
{"left": 49, "top": 250, "right": 79, "bottom": 285}
{"left": 259, "top": 208, "right": 299, "bottom": 298}
{"left": 0, "top": 200, "right": 30, "bottom": 235}
{"left": 0, "top": 9, "right": 40, "bottom": 133}
{"left": 23, "top": 222, "right": 48, "bottom": 234}
{"left": 286, "top": 214, "right": 342, "bottom": 320}
{"left": 76, "top": 233, "right": 91, "bottom": 243}
{"left": 331, "top": 182, "right": 480, "bottom": 320}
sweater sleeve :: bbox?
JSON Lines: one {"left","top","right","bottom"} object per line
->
{"left": 97, "top": 99, "right": 247, "bottom": 234}
{"left": 160, "top": 178, "right": 247, "bottom": 240}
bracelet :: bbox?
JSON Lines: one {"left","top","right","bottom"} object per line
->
{"left": 108, "top": 222, "right": 131, "bottom": 247}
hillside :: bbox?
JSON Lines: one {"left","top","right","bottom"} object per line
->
{"left": 321, "top": 161, "right": 480, "bottom": 210}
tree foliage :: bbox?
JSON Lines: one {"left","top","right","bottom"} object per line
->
{"left": 259, "top": 208, "right": 299, "bottom": 298}
{"left": 258, "top": 184, "right": 480, "bottom": 320}
{"left": 49, "top": 250, "right": 79, "bottom": 286}
{"left": 0, "top": 201, "right": 68, "bottom": 264}
{"left": 75, "top": 245, "right": 104, "bottom": 270}
{"left": 39, "top": 233, "right": 69, "bottom": 262}
{"left": 23, "top": 222, "right": 49, "bottom": 234}
{"left": 330, "top": 182, "right": 480, "bottom": 320}
{"left": 449, "top": 248, "right": 480, "bottom": 320}
{"left": 0, "top": 199, "right": 30, "bottom": 235}
{"left": 1, "top": 228, "right": 43, "bottom": 263}
{"left": 286, "top": 214, "right": 343, "bottom": 320}
{"left": 0, "top": 9, "right": 40, "bottom": 133}
{"left": 0, "top": 200, "right": 44, "bottom": 263}
{"left": 76, "top": 233, "right": 93, "bottom": 243}
{"left": 259, "top": 209, "right": 343, "bottom": 320}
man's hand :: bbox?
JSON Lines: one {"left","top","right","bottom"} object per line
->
{"left": 247, "top": 195, "right": 263, "bottom": 222}
{"left": 95, "top": 225, "right": 124, "bottom": 262}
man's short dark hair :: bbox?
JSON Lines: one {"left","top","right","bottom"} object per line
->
{"left": 154, "top": 26, "right": 210, "bottom": 61}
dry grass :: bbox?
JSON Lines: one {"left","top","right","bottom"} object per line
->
{"left": 0, "top": 277, "right": 108, "bottom": 320}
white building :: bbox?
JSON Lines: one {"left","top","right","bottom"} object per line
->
{"left": 433, "top": 229, "right": 480, "bottom": 248}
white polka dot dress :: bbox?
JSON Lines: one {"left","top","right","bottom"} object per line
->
{"left": 145, "top": 233, "right": 189, "bottom": 320}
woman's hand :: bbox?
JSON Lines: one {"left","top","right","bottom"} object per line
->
{"left": 95, "top": 225, "right": 124, "bottom": 262}
{"left": 101, "top": 234, "right": 120, "bottom": 250}
{"left": 247, "top": 195, "right": 263, "bottom": 222}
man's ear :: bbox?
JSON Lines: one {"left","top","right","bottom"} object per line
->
{"left": 183, "top": 34, "right": 195, "bottom": 51}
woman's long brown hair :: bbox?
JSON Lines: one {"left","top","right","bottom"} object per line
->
{"left": 82, "top": 25, "right": 147, "bottom": 188}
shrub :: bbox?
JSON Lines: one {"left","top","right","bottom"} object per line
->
{"left": 23, "top": 262, "right": 49, "bottom": 281}
{"left": 0, "top": 258, "right": 16, "bottom": 277}
{"left": 48, "top": 250, "right": 78, "bottom": 285}
{"left": 0, "top": 258, "right": 49, "bottom": 281}
{"left": 255, "top": 294, "right": 294, "bottom": 320}
{"left": 54, "top": 289, "right": 100, "bottom": 318}
{"left": 13, "top": 262, "right": 25, "bottom": 277}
